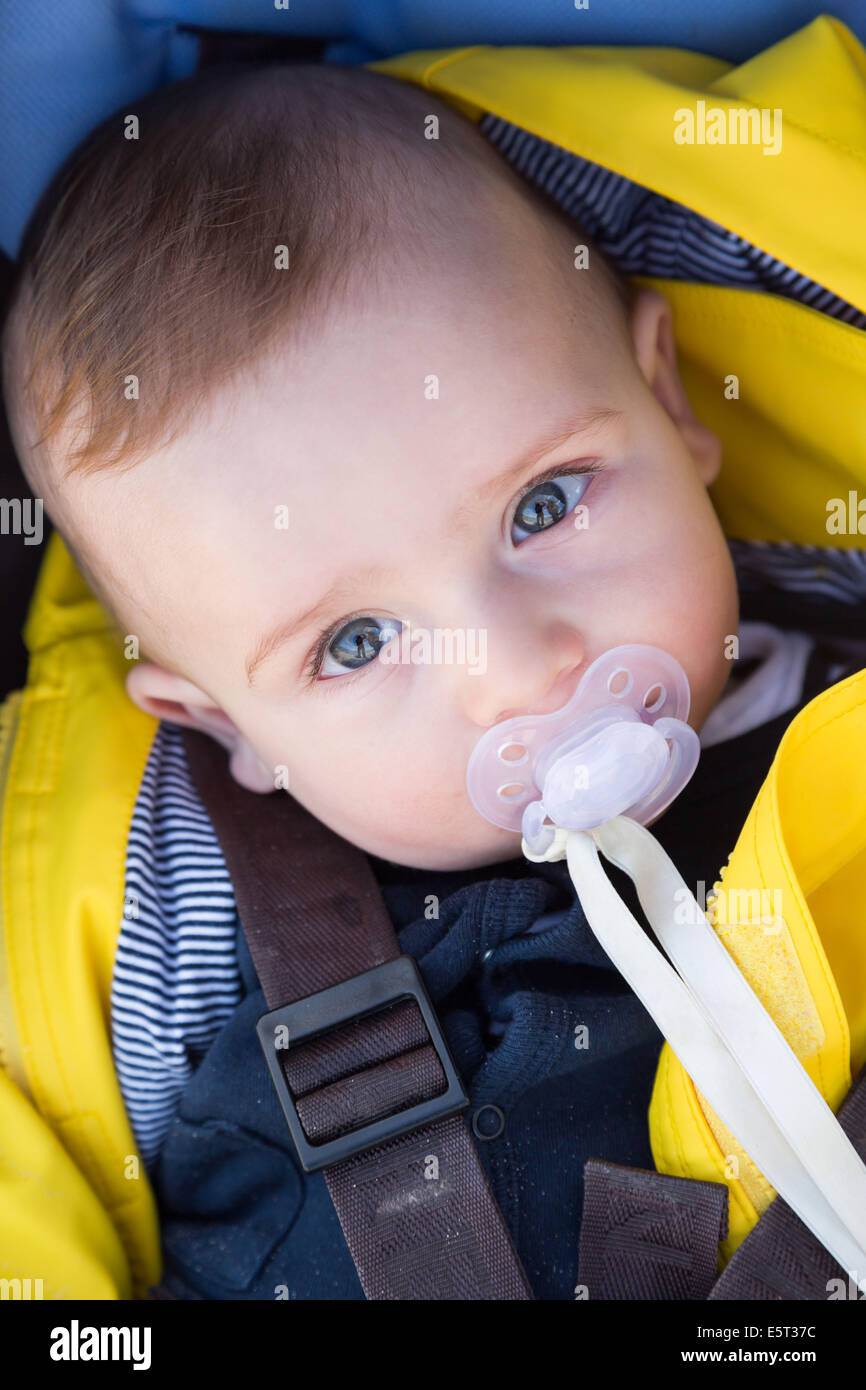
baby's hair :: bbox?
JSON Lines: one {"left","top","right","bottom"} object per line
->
{"left": 2, "top": 60, "right": 631, "bottom": 486}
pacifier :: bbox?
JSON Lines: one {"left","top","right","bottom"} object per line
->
{"left": 466, "top": 645, "right": 700, "bottom": 854}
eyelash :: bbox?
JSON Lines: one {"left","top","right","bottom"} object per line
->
{"left": 302, "top": 461, "right": 604, "bottom": 688}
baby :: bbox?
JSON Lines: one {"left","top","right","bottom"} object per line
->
{"left": 2, "top": 61, "right": 739, "bottom": 874}
{"left": 10, "top": 55, "right": 853, "bottom": 1302}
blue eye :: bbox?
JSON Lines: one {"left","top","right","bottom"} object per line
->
{"left": 314, "top": 616, "right": 402, "bottom": 680}
{"left": 306, "top": 466, "right": 599, "bottom": 686}
{"left": 511, "top": 469, "right": 594, "bottom": 543}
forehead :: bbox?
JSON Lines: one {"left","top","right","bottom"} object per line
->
{"left": 169, "top": 264, "right": 614, "bottom": 490}
{"left": 63, "top": 233, "right": 627, "bottom": 668}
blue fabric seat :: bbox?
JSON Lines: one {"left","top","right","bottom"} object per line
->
{"left": 3, "top": 0, "right": 866, "bottom": 259}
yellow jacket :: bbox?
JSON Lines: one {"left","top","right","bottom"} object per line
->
{"left": 1, "top": 15, "right": 865, "bottom": 1296}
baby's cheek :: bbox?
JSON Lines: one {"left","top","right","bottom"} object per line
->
{"left": 283, "top": 724, "right": 490, "bottom": 865}
{"left": 267, "top": 727, "right": 408, "bottom": 824}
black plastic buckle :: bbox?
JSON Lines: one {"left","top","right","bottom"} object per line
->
{"left": 256, "top": 955, "right": 469, "bottom": 1172}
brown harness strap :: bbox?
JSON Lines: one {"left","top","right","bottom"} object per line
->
{"left": 577, "top": 1063, "right": 866, "bottom": 1301}
{"left": 576, "top": 1159, "right": 728, "bottom": 1299}
{"left": 709, "top": 1059, "right": 866, "bottom": 1300}
{"left": 176, "top": 728, "right": 533, "bottom": 1300}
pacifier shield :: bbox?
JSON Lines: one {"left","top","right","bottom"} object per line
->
{"left": 466, "top": 644, "right": 699, "bottom": 833}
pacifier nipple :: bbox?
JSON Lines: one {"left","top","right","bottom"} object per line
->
{"left": 466, "top": 645, "right": 700, "bottom": 850}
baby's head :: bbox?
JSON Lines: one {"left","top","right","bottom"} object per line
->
{"left": 2, "top": 61, "right": 738, "bottom": 870}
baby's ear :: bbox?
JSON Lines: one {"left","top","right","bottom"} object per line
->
{"left": 629, "top": 287, "right": 722, "bottom": 486}
{"left": 125, "top": 662, "right": 275, "bottom": 793}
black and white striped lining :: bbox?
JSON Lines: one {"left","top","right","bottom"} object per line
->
{"left": 729, "top": 538, "right": 866, "bottom": 607}
{"left": 109, "top": 721, "right": 242, "bottom": 1167}
{"left": 479, "top": 115, "right": 866, "bottom": 330}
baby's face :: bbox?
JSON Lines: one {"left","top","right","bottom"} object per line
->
{"left": 86, "top": 223, "right": 738, "bottom": 870}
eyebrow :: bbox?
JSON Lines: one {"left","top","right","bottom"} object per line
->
{"left": 245, "top": 404, "right": 623, "bottom": 687}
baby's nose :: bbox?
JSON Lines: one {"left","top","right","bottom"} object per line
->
{"left": 440, "top": 577, "right": 586, "bottom": 728}
{"left": 461, "top": 633, "right": 586, "bottom": 729}
{"left": 491, "top": 661, "right": 585, "bottom": 727}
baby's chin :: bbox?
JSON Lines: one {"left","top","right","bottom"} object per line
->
{"left": 363, "top": 821, "right": 527, "bottom": 873}
{"left": 363, "top": 794, "right": 699, "bottom": 870}
{"left": 357, "top": 772, "right": 697, "bottom": 870}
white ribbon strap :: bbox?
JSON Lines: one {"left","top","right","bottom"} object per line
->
{"left": 560, "top": 816, "right": 866, "bottom": 1282}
